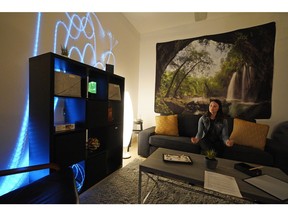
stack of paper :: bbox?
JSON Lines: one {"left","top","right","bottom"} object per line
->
{"left": 204, "top": 171, "right": 242, "bottom": 198}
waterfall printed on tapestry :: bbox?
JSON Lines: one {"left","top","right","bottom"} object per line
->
{"left": 155, "top": 22, "right": 275, "bottom": 119}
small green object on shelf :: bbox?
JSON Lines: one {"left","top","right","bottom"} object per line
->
{"left": 88, "top": 81, "right": 97, "bottom": 94}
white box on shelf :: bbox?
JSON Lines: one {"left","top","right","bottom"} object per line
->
{"left": 108, "top": 83, "right": 121, "bottom": 101}
{"left": 55, "top": 123, "right": 75, "bottom": 132}
{"left": 54, "top": 72, "right": 81, "bottom": 97}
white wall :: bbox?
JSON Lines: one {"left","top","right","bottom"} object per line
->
{"left": 0, "top": 12, "right": 139, "bottom": 170}
{"left": 0, "top": 13, "right": 36, "bottom": 170}
{"left": 96, "top": 13, "right": 140, "bottom": 110}
{"left": 138, "top": 12, "right": 288, "bottom": 137}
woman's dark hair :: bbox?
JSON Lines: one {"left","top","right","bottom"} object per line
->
{"left": 207, "top": 99, "right": 224, "bottom": 121}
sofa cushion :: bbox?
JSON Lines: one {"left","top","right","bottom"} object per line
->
{"left": 229, "top": 118, "right": 269, "bottom": 150}
{"left": 155, "top": 114, "right": 179, "bottom": 136}
{"left": 177, "top": 114, "right": 201, "bottom": 137}
{"left": 223, "top": 144, "right": 274, "bottom": 166}
{"left": 149, "top": 135, "right": 200, "bottom": 154}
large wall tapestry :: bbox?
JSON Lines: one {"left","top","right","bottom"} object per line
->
{"left": 155, "top": 22, "right": 276, "bottom": 119}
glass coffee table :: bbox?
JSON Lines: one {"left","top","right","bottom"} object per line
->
{"left": 138, "top": 148, "right": 288, "bottom": 204}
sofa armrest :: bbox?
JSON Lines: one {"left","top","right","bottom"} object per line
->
{"left": 138, "top": 126, "right": 155, "bottom": 157}
{"left": 267, "top": 121, "right": 288, "bottom": 174}
{"left": 264, "top": 138, "right": 273, "bottom": 153}
{"left": 266, "top": 138, "right": 288, "bottom": 174}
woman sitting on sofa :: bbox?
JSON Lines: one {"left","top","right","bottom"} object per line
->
{"left": 191, "top": 99, "right": 234, "bottom": 156}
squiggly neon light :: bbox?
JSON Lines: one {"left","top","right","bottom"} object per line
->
{"left": 71, "top": 162, "right": 85, "bottom": 191}
{"left": 54, "top": 12, "right": 117, "bottom": 68}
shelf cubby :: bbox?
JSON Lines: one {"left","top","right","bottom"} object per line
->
{"left": 29, "top": 52, "right": 125, "bottom": 193}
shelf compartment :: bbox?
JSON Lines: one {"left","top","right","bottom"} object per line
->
{"left": 82, "top": 151, "right": 107, "bottom": 191}
{"left": 87, "top": 68, "right": 108, "bottom": 100}
{"left": 86, "top": 100, "right": 108, "bottom": 128}
{"left": 54, "top": 97, "right": 86, "bottom": 128}
{"left": 54, "top": 130, "right": 86, "bottom": 167}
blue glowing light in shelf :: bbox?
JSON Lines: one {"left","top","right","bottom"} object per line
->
{"left": 71, "top": 162, "right": 85, "bottom": 191}
{"left": 0, "top": 12, "right": 118, "bottom": 196}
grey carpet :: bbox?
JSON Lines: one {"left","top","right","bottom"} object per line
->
{"left": 79, "top": 158, "right": 253, "bottom": 204}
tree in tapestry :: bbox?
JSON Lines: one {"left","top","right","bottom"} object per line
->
{"left": 155, "top": 22, "right": 275, "bottom": 119}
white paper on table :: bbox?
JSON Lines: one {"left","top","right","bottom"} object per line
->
{"left": 244, "top": 174, "right": 288, "bottom": 201}
{"left": 204, "top": 171, "right": 242, "bottom": 198}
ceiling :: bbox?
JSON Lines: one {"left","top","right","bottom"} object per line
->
{"left": 122, "top": 12, "right": 233, "bottom": 34}
{"left": 122, "top": 13, "right": 204, "bottom": 34}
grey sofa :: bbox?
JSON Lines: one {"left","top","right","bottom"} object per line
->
{"left": 138, "top": 114, "right": 278, "bottom": 168}
{"left": 270, "top": 121, "right": 288, "bottom": 174}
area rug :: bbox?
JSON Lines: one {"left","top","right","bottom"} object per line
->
{"left": 79, "top": 158, "right": 252, "bottom": 204}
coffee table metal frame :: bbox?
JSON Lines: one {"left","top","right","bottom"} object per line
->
{"left": 138, "top": 148, "right": 288, "bottom": 204}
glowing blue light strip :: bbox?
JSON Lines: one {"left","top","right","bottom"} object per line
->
{"left": 0, "top": 97, "right": 30, "bottom": 196}
{"left": 71, "top": 163, "right": 85, "bottom": 191}
{"left": 0, "top": 12, "right": 119, "bottom": 196}
{"left": 53, "top": 13, "right": 98, "bottom": 63}
{"left": 33, "top": 13, "right": 42, "bottom": 57}
{"left": 53, "top": 12, "right": 117, "bottom": 68}
{"left": 54, "top": 97, "right": 59, "bottom": 110}
{"left": 0, "top": 12, "right": 42, "bottom": 196}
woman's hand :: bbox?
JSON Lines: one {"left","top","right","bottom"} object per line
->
{"left": 225, "top": 139, "right": 234, "bottom": 147}
{"left": 191, "top": 137, "right": 199, "bottom": 144}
